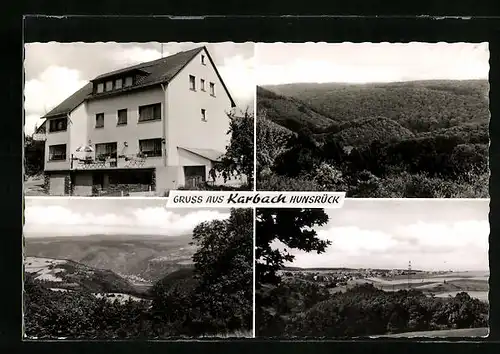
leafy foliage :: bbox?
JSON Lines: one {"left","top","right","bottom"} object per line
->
{"left": 150, "top": 209, "right": 253, "bottom": 336}
{"left": 256, "top": 208, "right": 330, "bottom": 286}
{"left": 218, "top": 111, "right": 254, "bottom": 189}
{"left": 257, "top": 174, "right": 327, "bottom": 192}
{"left": 260, "top": 282, "right": 489, "bottom": 338}
{"left": 191, "top": 208, "right": 253, "bottom": 332}
{"left": 331, "top": 116, "right": 415, "bottom": 146}
{"left": 24, "top": 273, "right": 152, "bottom": 339}
{"left": 256, "top": 108, "right": 293, "bottom": 178}
{"left": 24, "top": 135, "right": 44, "bottom": 177}
{"left": 255, "top": 208, "right": 332, "bottom": 337}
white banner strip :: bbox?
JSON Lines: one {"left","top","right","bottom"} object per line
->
{"left": 166, "top": 191, "right": 346, "bottom": 208}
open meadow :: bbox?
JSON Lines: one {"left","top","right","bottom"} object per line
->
{"left": 282, "top": 268, "right": 489, "bottom": 303}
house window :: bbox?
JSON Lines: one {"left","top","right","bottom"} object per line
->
{"left": 96, "top": 83, "right": 104, "bottom": 93}
{"left": 48, "top": 144, "right": 67, "bottom": 161}
{"left": 124, "top": 77, "right": 133, "bottom": 87}
{"left": 139, "top": 138, "right": 162, "bottom": 157}
{"left": 189, "top": 75, "right": 196, "bottom": 91}
{"left": 201, "top": 55, "right": 206, "bottom": 65}
{"left": 200, "top": 79, "right": 205, "bottom": 91}
{"left": 138, "top": 103, "right": 161, "bottom": 122}
{"left": 95, "top": 113, "right": 104, "bottom": 128}
{"left": 95, "top": 142, "right": 117, "bottom": 161}
{"left": 115, "top": 78, "right": 123, "bottom": 89}
{"left": 201, "top": 109, "right": 207, "bottom": 122}
{"left": 117, "top": 109, "right": 127, "bottom": 125}
{"left": 209, "top": 82, "right": 215, "bottom": 96}
{"left": 48, "top": 117, "right": 67, "bottom": 132}
{"left": 105, "top": 81, "right": 113, "bottom": 91}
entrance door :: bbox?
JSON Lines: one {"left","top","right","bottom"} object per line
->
{"left": 49, "top": 174, "right": 66, "bottom": 196}
{"left": 184, "top": 166, "right": 206, "bottom": 188}
{"left": 93, "top": 171, "right": 104, "bottom": 189}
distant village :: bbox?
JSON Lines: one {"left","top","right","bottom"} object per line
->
{"left": 279, "top": 268, "right": 450, "bottom": 287}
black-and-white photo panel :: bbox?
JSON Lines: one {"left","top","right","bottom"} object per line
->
{"left": 255, "top": 199, "right": 489, "bottom": 338}
{"left": 24, "top": 42, "right": 255, "bottom": 197}
{"left": 255, "top": 42, "right": 489, "bottom": 198}
{"left": 23, "top": 197, "right": 253, "bottom": 339}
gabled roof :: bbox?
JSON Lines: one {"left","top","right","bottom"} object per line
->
{"left": 178, "top": 146, "right": 225, "bottom": 162}
{"left": 93, "top": 47, "right": 204, "bottom": 84}
{"left": 35, "top": 120, "right": 46, "bottom": 133}
{"left": 41, "top": 46, "right": 236, "bottom": 119}
{"left": 201, "top": 48, "right": 237, "bottom": 108}
{"left": 42, "top": 83, "right": 93, "bottom": 119}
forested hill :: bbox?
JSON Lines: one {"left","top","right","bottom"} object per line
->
{"left": 259, "top": 80, "right": 489, "bottom": 136}
{"left": 257, "top": 86, "right": 336, "bottom": 133}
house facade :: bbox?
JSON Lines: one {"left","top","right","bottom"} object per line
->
{"left": 40, "top": 46, "right": 238, "bottom": 196}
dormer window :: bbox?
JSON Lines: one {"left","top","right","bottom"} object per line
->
{"left": 96, "top": 83, "right": 104, "bottom": 93}
{"left": 124, "top": 77, "right": 133, "bottom": 87}
{"left": 105, "top": 81, "right": 113, "bottom": 91}
{"left": 48, "top": 117, "right": 68, "bottom": 132}
{"left": 201, "top": 55, "right": 206, "bottom": 65}
{"left": 115, "top": 78, "right": 123, "bottom": 89}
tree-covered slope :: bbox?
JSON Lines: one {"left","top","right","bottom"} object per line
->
{"left": 331, "top": 116, "right": 415, "bottom": 146}
{"left": 263, "top": 80, "right": 489, "bottom": 134}
{"left": 257, "top": 86, "right": 336, "bottom": 133}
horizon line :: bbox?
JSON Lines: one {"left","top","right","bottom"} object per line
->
{"left": 260, "top": 78, "right": 489, "bottom": 86}
{"left": 285, "top": 266, "right": 490, "bottom": 272}
{"left": 23, "top": 233, "right": 193, "bottom": 238}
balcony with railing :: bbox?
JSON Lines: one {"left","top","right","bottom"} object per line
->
{"left": 70, "top": 153, "right": 151, "bottom": 170}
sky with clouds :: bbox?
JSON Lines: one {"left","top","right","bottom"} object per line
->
{"left": 256, "top": 42, "right": 490, "bottom": 86}
{"left": 270, "top": 199, "right": 489, "bottom": 272}
{"left": 24, "top": 42, "right": 255, "bottom": 134}
{"left": 24, "top": 197, "right": 230, "bottom": 237}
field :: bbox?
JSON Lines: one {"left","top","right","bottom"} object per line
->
{"left": 312, "top": 272, "right": 489, "bottom": 302}
{"left": 377, "top": 327, "right": 489, "bottom": 338}
{"left": 363, "top": 271, "right": 488, "bottom": 301}
{"left": 25, "top": 257, "right": 67, "bottom": 282}
{"left": 286, "top": 269, "right": 489, "bottom": 303}
{"left": 93, "top": 292, "right": 148, "bottom": 304}
{"left": 199, "top": 329, "right": 253, "bottom": 338}
{"left": 360, "top": 271, "right": 488, "bottom": 299}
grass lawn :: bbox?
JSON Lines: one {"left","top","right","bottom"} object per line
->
{"left": 376, "top": 327, "right": 489, "bottom": 338}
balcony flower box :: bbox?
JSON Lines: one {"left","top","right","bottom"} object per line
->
{"left": 108, "top": 157, "right": 118, "bottom": 168}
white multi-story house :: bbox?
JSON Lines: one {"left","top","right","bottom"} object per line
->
{"left": 38, "top": 46, "right": 238, "bottom": 196}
